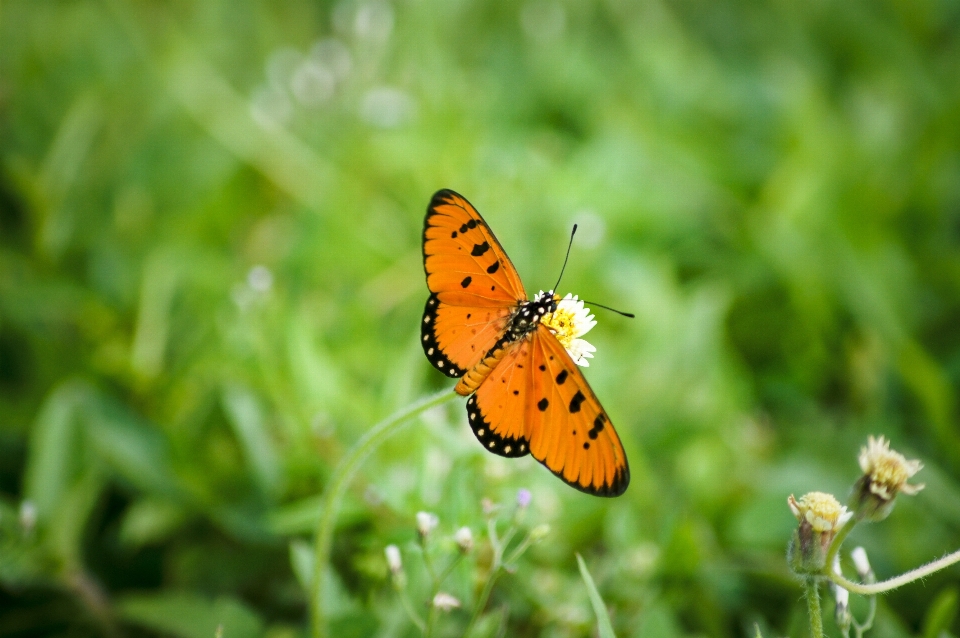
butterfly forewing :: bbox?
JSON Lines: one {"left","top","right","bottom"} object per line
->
{"left": 526, "top": 325, "right": 630, "bottom": 496}
{"left": 422, "top": 190, "right": 526, "bottom": 376}
{"left": 423, "top": 190, "right": 526, "bottom": 304}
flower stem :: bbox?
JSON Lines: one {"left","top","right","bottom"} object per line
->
{"left": 310, "top": 388, "right": 460, "bottom": 638}
{"left": 827, "top": 548, "right": 960, "bottom": 595}
{"left": 805, "top": 579, "right": 824, "bottom": 638}
{"left": 463, "top": 567, "right": 502, "bottom": 638}
{"left": 825, "top": 519, "right": 856, "bottom": 572}
{"left": 397, "top": 586, "right": 426, "bottom": 633}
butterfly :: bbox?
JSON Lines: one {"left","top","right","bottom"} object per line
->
{"left": 421, "top": 189, "right": 630, "bottom": 497}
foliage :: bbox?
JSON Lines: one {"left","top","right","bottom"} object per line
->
{"left": 2, "top": 0, "right": 960, "bottom": 636}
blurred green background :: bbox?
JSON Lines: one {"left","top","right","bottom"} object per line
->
{"left": 3, "top": 0, "right": 960, "bottom": 636}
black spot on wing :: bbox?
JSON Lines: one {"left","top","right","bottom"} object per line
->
{"left": 569, "top": 390, "right": 586, "bottom": 413}
{"left": 466, "top": 394, "right": 529, "bottom": 458}
{"left": 471, "top": 242, "right": 490, "bottom": 256}
{"left": 421, "top": 293, "right": 466, "bottom": 378}
{"left": 486, "top": 261, "right": 500, "bottom": 274}
{"left": 537, "top": 398, "right": 549, "bottom": 411}
{"left": 461, "top": 276, "right": 472, "bottom": 288}
{"left": 467, "top": 219, "right": 478, "bottom": 229}
{"left": 556, "top": 370, "right": 568, "bottom": 384}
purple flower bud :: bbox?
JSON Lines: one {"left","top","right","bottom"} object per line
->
{"left": 517, "top": 488, "right": 532, "bottom": 508}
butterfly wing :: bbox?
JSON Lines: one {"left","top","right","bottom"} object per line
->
{"left": 422, "top": 190, "right": 526, "bottom": 378}
{"left": 526, "top": 325, "right": 630, "bottom": 496}
{"left": 467, "top": 325, "right": 629, "bottom": 495}
{"left": 466, "top": 339, "right": 534, "bottom": 458}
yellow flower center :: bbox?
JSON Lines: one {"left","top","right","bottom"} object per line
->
{"left": 542, "top": 306, "right": 578, "bottom": 349}
{"left": 789, "top": 492, "right": 847, "bottom": 532}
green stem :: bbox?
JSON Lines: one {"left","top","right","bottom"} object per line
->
{"left": 310, "top": 388, "right": 460, "bottom": 638}
{"left": 463, "top": 520, "right": 509, "bottom": 638}
{"left": 805, "top": 579, "right": 824, "bottom": 638}
{"left": 853, "top": 595, "right": 876, "bottom": 638}
{"left": 397, "top": 586, "right": 426, "bottom": 633}
{"left": 436, "top": 553, "right": 465, "bottom": 587}
{"left": 463, "top": 568, "right": 502, "bottom": 638}
{"left": 824, "top": 520, "right": 856, "bottom": 572}
{"left": 828, "top": 548, "right": 960, "bottom": 596}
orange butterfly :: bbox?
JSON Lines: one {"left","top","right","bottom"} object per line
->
{"left": 421, "top": 189, "right": 630, "bottom": 497}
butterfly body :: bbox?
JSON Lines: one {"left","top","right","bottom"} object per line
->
{"left": 421, "top": 190, "right": 630, "bottom": 497}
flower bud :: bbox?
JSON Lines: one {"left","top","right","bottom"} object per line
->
{"left": 481, "top": 498, "right": 497, "bottom": 517}
{"left": 385, "top": 544, "right": 402, "bottom": 575}
{"left": 529, "top": 524, "right": 550, "bottom": 542}
{"left": 850, "top": 436, "right": 924, "bottom": 522}
{"left": 831, "top": 556, "right": 851, "bottom": 633}
{"left": 19, "top": 501, "right": 36, "bottom": 534}
{"left": 850, "top": 546, "right": 874, "bottom": 582}
{"left": 454, "top": 526, "right": 473, "bottom": 553}
{"left": 432, "top": 592, "right": 461, "bottom": 611}
{"left": 416, "top": 511, "right": 439, "bottom": 539}
{"left": 516, "top": 488, "right": 532, "bottom": 509}
{"left": 787, "top": 492, "right": 851, "bottom": 575}
{"left": 384, "top": 544, "right": 406, "bottom": 588}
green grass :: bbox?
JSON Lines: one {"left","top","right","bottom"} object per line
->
{"left": 2, "top": 0, "right": 960, "bottom": 636}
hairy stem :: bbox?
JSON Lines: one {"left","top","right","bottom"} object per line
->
{"left": 310, "top": 388, "right": 460, "bottom": 638}
{"left": 805, "top": 580, "right": 824, "bottom": 638}
{"left": 828, "top": 548, "right": 960, "bottom": 595}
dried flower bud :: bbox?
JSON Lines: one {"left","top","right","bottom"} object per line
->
{"left": 850, "top": 546, "right": 873, "bottom": 582}
{"left": 385, "top": 544, "right": 405, "bottom": 588}
{"left": 851, "top": 436, "right": 924, "bottom": 522}
{"left": 432, "top": 592, "right": 461, "bottom": 611}
{"left": 481, "top": 498, "right": 497, "bottom": 517}
{"left": 454, "top": 526, "right": 473, "bottom": 553}
{"left": 831, "top": 556, "right": 851, "bottom": 632}
{"left": 416, "top": 511, "right": 439, "bottom": 539}
{"left": 385, "top": 544, "right": 402, "bottom": 575}
{"left": 19, "top": 501, "right": 36, "bottom": 534}
{"left": 787, "top": 492, "right": 851, "bottom": 575}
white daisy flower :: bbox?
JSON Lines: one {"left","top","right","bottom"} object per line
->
{"left": 541, "top": 292, "right": 597, "bottom": 367}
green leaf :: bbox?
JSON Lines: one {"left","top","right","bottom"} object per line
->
{"left": 576, "top": 553, "right": 616, "bottom": 638}
{"left": 23, "top": 381, "right": 91, "bottom": 519}
{"left": 923, "top": 587, "right": 959, "bottom": 638}
{"left": 117, "top": 592, "right": 263, "bottom": 638}
{"left": 119, "top": 499, "right": 189, "bottom": 548}
{"left": 221, "top": 383, "right": 283, "bottom": 499}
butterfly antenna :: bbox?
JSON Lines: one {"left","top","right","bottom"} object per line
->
{"left": 581, "top": 300, "right": 635, "bottom": 319}
{"left": 552, "top": 224, "right": 577, "bottom": 293}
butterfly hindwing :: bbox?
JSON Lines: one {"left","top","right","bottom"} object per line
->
{"left": 525, "top": 325, "right": 630, "bottom": 497}
{"left": 422, "top": 294, "right": 512, "bottom": 378}
{"left": 422, "top": 190, "right": 525, "bottom": 376}
{"left": 468, "top": 340, "right": 534, "bottom": 457}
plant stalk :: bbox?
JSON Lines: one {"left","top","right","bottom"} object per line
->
{"left": 310, "top": 388, "right": 460, "bottom": 638}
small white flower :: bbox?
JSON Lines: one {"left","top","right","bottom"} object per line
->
{"left": 416, "top": 511, "right": 439, "bottom": 537}
{"left": 541, "top": 292, "right": 597, "bottom": 367}
{"left": 453, "top": 526, "right": 473, "bottom": 553}
{"left": 384, "top": 544, "right": 402, "bottom": 574}
{"left": 431, "top": 592, "right": 461, "bottom": 611}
